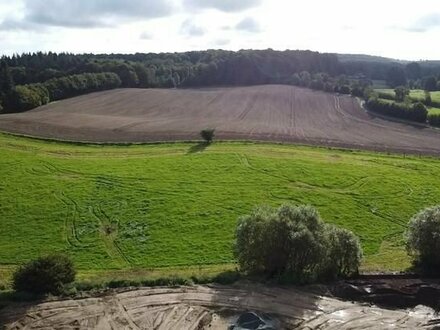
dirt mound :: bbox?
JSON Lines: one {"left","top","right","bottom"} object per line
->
{"left": 1, "top": 284, "right": 438, "bottom": 329}
{"left": 332, "top": 277, "right": 440, "bottom": 310}
{"left": 1, "top": 86, "right": 440, "bottom": 155}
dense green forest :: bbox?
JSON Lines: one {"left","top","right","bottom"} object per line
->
{"left": 1, "top": 49, "right": 440, "bottom": 113}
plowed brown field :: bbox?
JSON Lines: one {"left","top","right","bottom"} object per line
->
{"left": 1, "top": 85, "right": 439, "bottom": 154}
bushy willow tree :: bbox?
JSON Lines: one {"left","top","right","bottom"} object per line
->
{"left": 234, "top": 205, "right": 362, "bottom": 282}
{"left": 406, "top": 206, "right": 440, "bottom": 272}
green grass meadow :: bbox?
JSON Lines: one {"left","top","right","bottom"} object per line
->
{"left": 1, "top": 133, "right": 440, "bottom": 286}
{"left": 375, "top": 89, "right": 440, "bottom": 102}
{"left": 428, "top": 107, "right": 440, "bottom": 115}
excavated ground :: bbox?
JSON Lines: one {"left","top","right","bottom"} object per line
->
{"left": 1, "top": 283, "right": 439, "bottom": 329}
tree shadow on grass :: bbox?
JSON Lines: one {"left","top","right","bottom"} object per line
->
{"left": 187, "top": 142, "right": 210, "bottom": 154}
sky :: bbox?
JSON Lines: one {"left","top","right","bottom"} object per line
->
{"left": 0, "top": 0, "right": 439, "bottom": 60}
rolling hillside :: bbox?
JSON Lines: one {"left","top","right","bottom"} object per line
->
{"left": 0, "top": 85, "right": 440, "bottom": 154}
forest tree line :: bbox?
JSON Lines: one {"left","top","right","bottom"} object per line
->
{"left": 1, "top": 49, "right": 440, "bottom": 113}
{"left": 3, "top": 72, "right": 121, "bottom": 112}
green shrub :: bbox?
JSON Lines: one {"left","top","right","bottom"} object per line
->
{"left": 200, "top": 128, "right": 215, "bottom": 143}
{"left": 350, "top": 84, "right": 365, "bottom": 97}
{"left": 325, "top": 226, "right": 362, "bottom": 278}
{"left": 363, "top": 88, "right": 377, "bottom": 100}
{"left": 394, "top": 86, "right": 410, "bottom": 102}
{"left": 12, "top": 254, "right": 76, "bottom": 295}
{"left": 142, "top": 276, "right": 192, "bottom": 287}
{"left": 335, "top": 84, "right": 351, "bottom": 94}
{"left": 406, "top": 206, "right": 440, "bottom": 272}
{"left": 107, "top": 279, "right": 141, "bottom": 288}
{"left": 366, "top": 97, "right": 427, "bottom": 123}
{"left": 425, "top": 91, "right": 432, "bottom": 106}
{"left": 5, "top": 85, "right": 49, "bottom": 112}
{"left": 73, "top": 281, "right": 103, "bottom": 292}
{"left": 212, "top": 270, "right": 241, "bottom": 284}
{"left": 377, "top": 91, "right": 395, "bottom": 101}
{"left": 234, "top": 204, "right": 362, "bottom": 282}
{"left": 428, "top": 113, "right": 440, "bottom": 127}
{"left": 190, "top": 271, "right": 240, "bottom": 285}
{"left": 324, "top": 82, "right": 335, "bottom": 93}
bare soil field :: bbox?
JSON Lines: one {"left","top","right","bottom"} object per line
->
{"left": 1, "top": 284, "right": 437, "bottom": 329}
{"left": 0, "top": 85, "right": 440, "bottom": 154}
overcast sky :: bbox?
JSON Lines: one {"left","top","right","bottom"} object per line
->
{"left": 0, "top": 0, "right": 439, "bottom": 60}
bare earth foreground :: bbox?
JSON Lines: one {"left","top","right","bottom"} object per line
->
{"left": 0, "top": 85, "right": 440, "bottom": 154}
{"left": 1, "top": 284, "right": 438, "bottom": 329}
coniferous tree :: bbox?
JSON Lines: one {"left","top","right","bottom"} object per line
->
{"left": 0, "top": 60, "right": 14, "bottom": 96}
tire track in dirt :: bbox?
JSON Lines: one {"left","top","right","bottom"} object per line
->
{"left": 1, "top": 284, "right": 436, "bottom": 329}
{"left": 237, "top": 92, "right": 258, "bottom": 121}
{"left": 336, "top": 97, "right": 429, "bottom": 142}
{"left": 289, "top": 87, "right": 295, "bottom": 136}
{"left": 206, "top": 90, "right": 225, "bottom": 106}
{"left": 290, "top": 87, "right": 306, "bottom": 139}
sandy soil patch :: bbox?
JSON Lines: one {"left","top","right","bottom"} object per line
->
{"left": 1, "top": 283, "right": 437, "bottom": 329}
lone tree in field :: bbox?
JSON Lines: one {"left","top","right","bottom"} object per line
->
{"left": 200, "top": 128, "right": 215, "bottom": 143}
{"left": 406, "top": 206, "right": 440, "bottom": 273}
{"left": 234, "top": 204, "right": 362, "bottom": 282}
{"left": 13, "top": 254, "right": 76, "bottom": 295}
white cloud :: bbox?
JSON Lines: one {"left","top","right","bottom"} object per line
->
{"left": 404, "top": 13, "right": 440, "bottom": 33}
{"left": 180, "top": 19, "right": 205, "bottom": 37}
{"left": 0, "top": 0, "right": 439, "bottom": 60}
{"left": 183, "top": 0, "right": 261, "bottom": 12}
{"left": 0, "top": 0, "right": 175, "bottom": 29}
{"left": 214, "top": 38, "right": 230, "bottom": 46}
{"left": 235, "top": 17, "right": 261, "bottom": 33}
{"left": 139, "top": 32, "right": 153, "bottom": 40}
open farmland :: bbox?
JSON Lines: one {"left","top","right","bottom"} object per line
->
{"left": 1, "top": 85, "right": 440, "bottom": 155}
{"left": 1, "top": 133, "right": 440, "bottom": 287}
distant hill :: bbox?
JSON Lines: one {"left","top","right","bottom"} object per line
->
{"left": 337, "top": 54, "right": 407, "bottom": 64}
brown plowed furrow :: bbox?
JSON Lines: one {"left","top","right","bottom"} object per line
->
{"left": 1, "top": 85, "right": 440, "bottom": 155}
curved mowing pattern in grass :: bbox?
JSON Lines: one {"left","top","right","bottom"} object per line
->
{"left": 1, "top": 133, "right": 440, "bottom": 273}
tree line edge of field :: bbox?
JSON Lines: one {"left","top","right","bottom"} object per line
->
{"left": 0, "top": 50, "right": 439, "bottom": 112}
